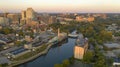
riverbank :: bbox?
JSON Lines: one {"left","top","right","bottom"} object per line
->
{"left": 9, "top": 43, "right": 53, "bottom": 67}
{"left": 18, "top": 37, "right": 75, "bottom": 67}
{"left": 9, "top": 34, "right": 67, "bottom": 67}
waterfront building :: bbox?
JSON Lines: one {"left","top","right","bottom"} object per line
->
{"left": 74, "top": 34, "right": 88, "bottom": 59}
{"left": 60, "top": 21, "right": 68, "bottom": 25}
{"left": 24, "top": 44, "right": 32, "bottom": 49}
{"left": 48, "top": 28, "right": 67, "bottom": 44}
{"left": 74, "top": 46, "right": 84, "bottom": 59}
{"left": 7, "top": 47, "right": 30, "bottom": 58}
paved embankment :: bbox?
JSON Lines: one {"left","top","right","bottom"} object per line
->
{"left": 9, "top": 43, "right": 53, "bottom": 67}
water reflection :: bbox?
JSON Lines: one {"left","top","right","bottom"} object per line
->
{"left": 19, "top": 38, "right": 76, "bottom": 67}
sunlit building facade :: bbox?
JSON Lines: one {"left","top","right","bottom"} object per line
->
{"left": 74, "top": 34, "right": 88, "bottom": 59}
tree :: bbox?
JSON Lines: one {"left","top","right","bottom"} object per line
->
{"left": 18, "top": 30, "right": 24, "bottom": 36}
{"left": 62, "top": 59, "right": 70, "bottom": 67}
{"left": 0, "top": 46, "right": 3, "bottom": 51}
{"left": 3, "top": 28, "right": 11, "bottom": 34}
{"left": 107, "top": 58, "right": 113, "bottom": 66}
{"left": 69, "top": 56, "right": 75, "bottom": 64}
{"left": 54, "top": 64, "right": 63, "bottom": 67}
{"left": 94, "top": 56, "right": 108, "bottom": 67}
{"left": 94, "top": 47, "right": 108, "bottom": 67}
{"left": 99, "top": 30, "right": 112, "bottom": 42}
{"left": 83, "top": 51, "right": 94, "bottom": 63}
{"left": 119, "top": 54, "right": 120, "bottom": 58}
{"left": 15, "top": 41, "right": 21, "bottom": 46}
{"left": 0, "top": 63, "right": 8, "bottom": 67}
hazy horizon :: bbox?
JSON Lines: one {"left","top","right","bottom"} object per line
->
{"left": 0, "top": 0, "right": 120, "bottom": 13}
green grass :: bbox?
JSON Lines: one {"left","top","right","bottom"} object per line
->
{"left": 13, "top": 44, "right": 48, "bottom": 61}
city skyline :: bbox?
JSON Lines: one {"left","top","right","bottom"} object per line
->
{"left": 0, "top": 0, "right": 120, "bottom": 13}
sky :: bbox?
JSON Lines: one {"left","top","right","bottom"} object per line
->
{"left": 0, "top": 0, "right": 120, "bottom": 13}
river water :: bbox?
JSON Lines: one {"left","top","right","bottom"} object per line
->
{"left": 19, "top": 38, "right": 76, "bottom": 67}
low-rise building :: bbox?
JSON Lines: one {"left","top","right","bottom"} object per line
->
{"left": 87, "top": 17, "right": 95, "bottom": 22}
{"left": 63, "top": 18, "right": 73, "bottom": 21}
{"left": 60, "top": 21, "right": 69, "bottom": 25}
{"left": 106, "top": 23, "right": 120, "bottom": 32}
{"left": 24, "top": 43, "right": 32, "bottom": 49}
{"left": 113, "top": 57, "right": 120, "bottom": 66}
{"left": 48, "top": 16, "right": 57, "bottom": 24}
{"left": 7, "top": 14, "right": 19, "bottom": 22}
{"left": 25, "top": 35, "right": 32, "bottom": 42}
{"left": 7, "top": 47, "right": 30, "bottom": 58}
{"left": 76, "top": 16, "right": 84, "bottom": 22}
{"left": 74, "top": 34, "right": 88, "bottom": 59}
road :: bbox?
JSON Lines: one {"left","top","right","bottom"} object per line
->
{"left": 0, "top": 46, "right": 21, "bottom": 57}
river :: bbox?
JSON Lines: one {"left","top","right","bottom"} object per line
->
{"left": 19, "top": 38, "right": 76, "bottom": 67}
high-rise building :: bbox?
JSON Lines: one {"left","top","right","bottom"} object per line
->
{"left": 21, "top": 8, "right": 36, "bottom": 24}
{"left": 26, "top": 8, "right": 36, "bottom": 20}
{"left": 21, "top": 11, "right": 26, "bottom": 20}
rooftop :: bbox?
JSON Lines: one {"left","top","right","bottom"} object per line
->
{"left": 10, "top": 47, "right": 28, "bottom": 55}
{"left": 76, "top": 34, "right": 88, "bottom": 47}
